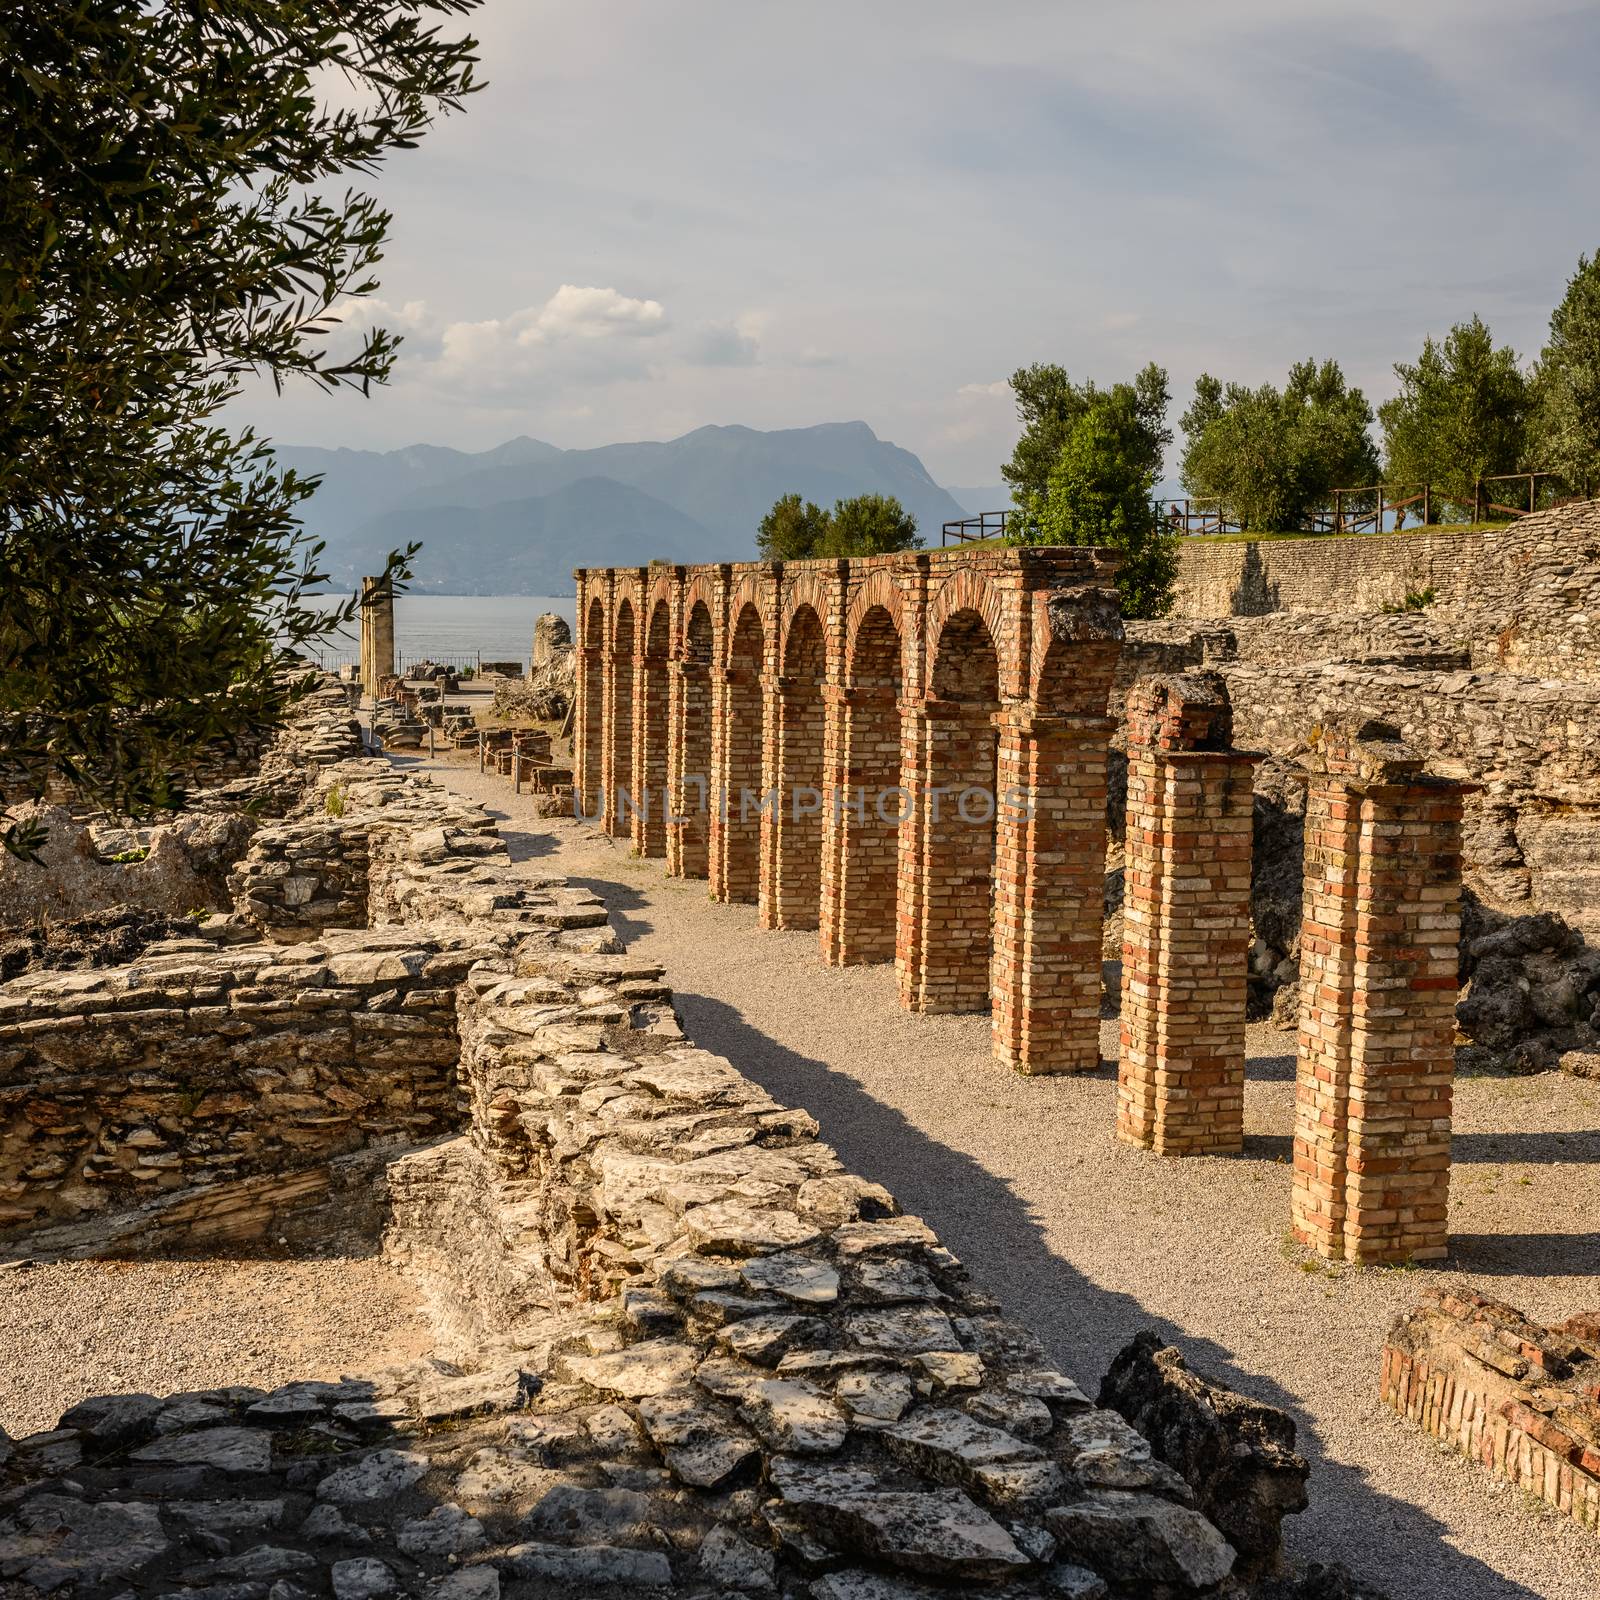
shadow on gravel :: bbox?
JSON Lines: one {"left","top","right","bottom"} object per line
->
{"left": 562, "top": 873, "right": 656, "bottom": 945}
{"left": 1446, "top": 1231, "right": 1600, "bottom": 1277}
{"left": 1453, "top": 1127, "right": 1600, "bottom": 1165}
{"left": 668, "top": 987, "right": 1550, "bottom": 1600}
{"left": 1245, "top": 1051, "right": 1296, "bottom": 1082}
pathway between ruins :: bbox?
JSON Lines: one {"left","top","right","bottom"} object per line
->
{"left": 408, "top": 750, "right": 1600, "bottom": 1600}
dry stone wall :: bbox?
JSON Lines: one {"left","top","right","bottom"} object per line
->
{"left": 0, "top": 680, "right": 1357, "bottom": 1600}
{"left": 1170, "top": 502, "right": 1600, "bottom": 648}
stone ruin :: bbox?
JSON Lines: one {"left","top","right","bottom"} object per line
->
{"left": 0, "top": 680, "right": 1380, "bottom": 1600}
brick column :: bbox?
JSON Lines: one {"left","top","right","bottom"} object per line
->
{"left": 820, "top": 686, "right": 901, "bottom": 965}
{"left": 666, "top": 660, "right": 711, "bottom": 878}
{"left": 709, "top": 665, "right": 762, "bottom": 903}
{"left": 896, "top": 698, "right": 994, "bottom": 1013}
{"left": 759, "top": 675, "right": 825, "bottom": 931}
{"left": 1116, "top": 675, "right": 1259, "bottom": 1150}
{"left": 1291, "top": 727, "right": 1468, "bottom": 1264}
{"left": 991, "top": 707, "right": 1114, "bottom": 1074}
{"left": 602, "top": 647, "right": 634, "bottom": 839}
{"left": 574, "top": 644, "right": 604, "bottom": 822}
{"left": 631, "top": 652, "right": 669, "bottom": 859}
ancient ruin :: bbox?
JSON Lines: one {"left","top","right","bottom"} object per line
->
{"left": 573, "top": 548, "right": 1124, "bottom": 1077}
{"left": 8, "top": 501, "right": 1600, "bottom": 1598}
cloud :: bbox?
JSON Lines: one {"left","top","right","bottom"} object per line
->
{"left": 687, "top": 319, "right": 760, "bottom": 367}
{"left": 520, "top": 284, "right": 667, "bottom": 343}
{"left": 957, "top": 380, "right": 1010, "bottom": 398}
{"left": 426, "top": 284, "right": 671, "bottom": 396}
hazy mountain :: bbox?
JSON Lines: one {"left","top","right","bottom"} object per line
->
{"left": 276, "top": 421, "right": 966, "bottom": 593}
{"left": 337, "top": 478, "right": 718, "bottom": 595}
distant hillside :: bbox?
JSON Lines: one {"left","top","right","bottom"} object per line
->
{"left": 945, "top": 485, "right": 1011, "bottom": 518}
{"left": 337, "top": 478, "right": 717, "bottom": 596}
{"left": 277, "top": 422, "right": 966, "bottom": 593}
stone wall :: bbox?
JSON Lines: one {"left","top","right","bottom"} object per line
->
{"left": 0, "top": 928, "right": 473, "bottom": 1235}
{"left": 1382, "top": 1287, "right": 1600, "bottom": 1533}
{"left": 0, "top": 684, "right": 1349, "bottom": 1600}
{"left": 1171, "top": 500, "right": 1600, "bottom": 636}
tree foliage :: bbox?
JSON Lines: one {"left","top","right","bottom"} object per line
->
{"left": 0, "top": 2, "right": 481, "bottom": 851}
{"left": 756, "top": 493, "right": 921, "bottom": 560}
{"left": 1530, "top": 251, "right": 1600, "bottom": 488}
{"left": 1002, "top": 361, "right": 1170, "bottom": 514}
{"left": 1022, "top": 392, "right": 1178, "bottom": 619}
{"left": 1378, "top": 316, "right": 1528, "bottom": 513}
{"left": 1179, "top": 359, "right": 1378, "bottom": 531}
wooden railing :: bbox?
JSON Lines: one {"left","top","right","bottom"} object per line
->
{"left": 1158, "top": 472, "right": 1594, "bottom": 538}
{"left": 941, "top": 510, "right": 1011, "bottom": 546}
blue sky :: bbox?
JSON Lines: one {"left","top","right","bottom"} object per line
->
{"left": 232, "top": 0, "right": 1600, "bottom": 486}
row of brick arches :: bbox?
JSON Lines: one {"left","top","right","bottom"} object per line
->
{"left": 574, "top": 548, "right": 1125, "bottom": 1076}
{"left": 571, "top": 549, "right": 1469, "bottom": 1264}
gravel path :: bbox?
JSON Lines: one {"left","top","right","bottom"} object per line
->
{"left": 0, "top": 1255, "right": 430, "bottom": 1438}
{"left": 412, "top": 750, "right": 1600, "bottom": 1600}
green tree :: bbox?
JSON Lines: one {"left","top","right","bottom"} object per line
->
{"left": 1002, "top": 361, "right": 1171, "bottom": 517}
{"left": 824, "top": 494, "right": 921, "bottom": 556}
{"left": 757, "top": 493, "right": 921, "bottom": 559}
{"left": 0, "top": 3, "right": 480, "bottom": 855}
{"left": 1530, "top": 251, "right": 1600, "bottom": 489}
{"left": 1179, "top": 360, "right": 1378, "bottom": 531}
{"left": 1025, "top": 393, "right": 1178, "bottom": 618}
{"left": 1379, "top": 316, "right": 1529, "bottom": 516}
{"left": 757, "top": 494, "right": 832, "bottom": 560}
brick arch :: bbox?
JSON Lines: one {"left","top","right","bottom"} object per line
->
{"left": 646, "top": 572, "right": 676, "bottom": 650}
{"left": 843, "top": 570, "right": 906, "bottom": 678}
{"left": 779, "top": 569, "right": 836, "bottom": 680}
{"left": 584, "top": 594, "right": 607, "bottom": 650}
{"left": 725, "top": 579, "right": 766, "bottom": 669}
{"left": 923, "top": 571, "right": 1013, "bottom": 696}
{"left": 683, "top": 574, "right": 721, "bottom": 661}
{"left": 645, "top": 596, "right": 671, "bottom": 658}
{"left": 781, "top": 602, "right": 826, "bottom": 679}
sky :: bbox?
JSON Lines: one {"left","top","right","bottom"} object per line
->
{"left": 232, "top": 0, "right": 1600, "bottom": 489}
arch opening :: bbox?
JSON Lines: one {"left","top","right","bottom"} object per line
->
{"left": 920, "top": 607, "right": 1000, "bottom": 1011}
{"left": 580, "top": 597, "right": 606, "bottom": 818}
{"left": 635, "top": 599, "right": 671, "bottom": 856}
{"left": 607, "top": 599, "right": 636, "bottom": 838}
{"left": 763, "top": 604, "right": 827, "bottom": 930}
{"left": 825, "top": 605, "right": 903, "bottom": 965}
{"left": 715, "top": 602, "right": 765, "bottom": 903}
{"left": 672, "top": 600, "right": 715, "bottom": 877}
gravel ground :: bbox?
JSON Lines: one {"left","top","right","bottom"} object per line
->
{"left": 0, "top": 1255, "right": 430, "bottom": 1438}
{"left": 411, "top": 749, "right": 1600, "bottom": 1600}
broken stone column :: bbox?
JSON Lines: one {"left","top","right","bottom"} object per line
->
{"left": 1117, "top": 674, "right": 1260, "bottom": 1152}
{"left": 1291, "top": 723, "right": 1469, "bottom": 1264}
{"left": 359, "top": 575, "right": 395, "bottom": 703}
{"left": 531, "top": 611, "right": 572, "bottom": 670}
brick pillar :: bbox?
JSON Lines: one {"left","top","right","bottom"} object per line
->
{"left": 709, "top": 665, "right": 762, "bottom": 902}
{"left": 991, "top": 707, "right": 1114, "bottom": 1074}
{"left": 759, "top": 675, "right": 825, "bottom": 930}
{"left": 631, "top": 652, "right": 669, "bottom": 858}
{"left": 575, "top": 644, "right": 604, "bottom": 822}
{"left": 820, "top": 686, "right": 901, "bottom": 966}
{"left": 666, "top": 660, "right": 711, "bottom": 877}
{"left": 896, "top": 698, "right": 995, "bottom": 1013}
{"left": 1291, "top": 728, "right": 1468, "bottom": 1264}
{"left": 1116, "top": 675, "right": 1259, "bottom": 1149}
{"left": 602, "top": 645, "right": 634, "bottom": 838}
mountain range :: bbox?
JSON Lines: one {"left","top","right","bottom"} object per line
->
{"left": 276, "top": 422, "right": 974, "bottom": 595}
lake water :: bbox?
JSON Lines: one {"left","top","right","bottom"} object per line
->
{"left": 309, "top": 594, "right": 577, "bottom": 674}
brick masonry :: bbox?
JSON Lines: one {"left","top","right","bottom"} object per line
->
{"left": 1117, "top": 675, "right": 1259, "bottom": 1156}
{"left": 1382, "top": 1286, "right": 1600, "bottom": 1534}
{"left": 574, "top": 548, "right": 1124, "bottom": 1075}
{"left": 1290, "top": 727, "right": 1468, "bottom": 1264}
